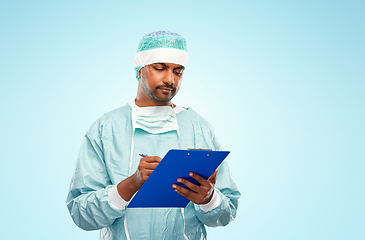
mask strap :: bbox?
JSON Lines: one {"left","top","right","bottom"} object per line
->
{"left": 129, "top": 128, "right": 135, "bottom": 176}
{"left": 177, "top": 128, "right": 181, "bottom": 149}
{"left": 129, "top": 106, "right": 137, "bottom": 176}
{"left": 180, "top": 208, "right": 189, "bottom": 240}
{"left": 171, "top": 110, "right": 181, "bottom": 149}
{"left": 124, "top": 212, "right": 131, "bottom": 240}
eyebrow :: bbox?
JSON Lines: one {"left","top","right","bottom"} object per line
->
{"left": 155, "top": 62, "right": 185, "bottom": 70}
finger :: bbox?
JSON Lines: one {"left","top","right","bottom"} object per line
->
{"left": 210, "top": 169, "right": 218, "bottom": 178}
{"left": 172, "top": 184, "right": 199, "bottom": 202}
{"left": 139, "top": 162, "right": 160, "bottom": 170}
{"left": 176, "top": 178, "right": 200, "bottom": 192}
{"left": 141, "top": 169, "right": 155, "bottom": 175}
{"left": 141, "top": 167, "right": 159, "bottom": 177}
{"left": 172, "top": 183, "right": 212, "bottom": 204}
{"left": 174, "top": 189, "right": 196, "bottom": 202}
{"left": 188, "top": 172, "right": 210, "bottom": 187}
{"left": 141, "top": 156, "right": 162, "bottom": 163}
{"left": 140, "top": 169, "right": 156, "bottom": 181}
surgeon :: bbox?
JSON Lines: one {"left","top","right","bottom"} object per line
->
{"left": 66, "top": 31, "right": 241, "bottom": 240}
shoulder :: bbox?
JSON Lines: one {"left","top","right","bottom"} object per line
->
{"left": 102, "top": 104, "right": 132, "bottom": 122}
{"left": 183, "top": 108, "right": 221, "bottom": 150}
{"left": 182, "top": 108, "right": 215, "bottom": 130}
{"left": 86, "top": 104, "right": 132, "bottom": 138}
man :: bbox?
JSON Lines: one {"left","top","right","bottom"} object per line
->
{"left": 66, "top": 31, "right": 240, "bottom": 240}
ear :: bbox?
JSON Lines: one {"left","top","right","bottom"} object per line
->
{"left": 138, "top": 69, "right": 142, "bottom": 80}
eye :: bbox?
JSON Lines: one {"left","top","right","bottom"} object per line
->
{"left": 154, "top": 67, "right": 164, "bottom": 71}
{"left": 174, "top": 69, "right": 184, "bottom": 76}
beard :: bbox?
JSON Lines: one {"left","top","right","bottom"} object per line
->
{"left": 139, "top": 72, "right": 177, "bottom": 103}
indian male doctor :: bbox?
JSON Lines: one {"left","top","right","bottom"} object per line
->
{"left": 66, "top": 31, "right": 241, "bottom": 240}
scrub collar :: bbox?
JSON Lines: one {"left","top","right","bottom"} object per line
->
{"left": 129, "top": 101, "right": 186, "bottom": 114}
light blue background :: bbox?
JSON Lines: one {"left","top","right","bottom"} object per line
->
{"left": 1, "top": 1, "right": 364, "bottom": 239}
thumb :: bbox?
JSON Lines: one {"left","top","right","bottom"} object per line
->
{"left": 208, "top": 169, "right": 218, "bottom": 184}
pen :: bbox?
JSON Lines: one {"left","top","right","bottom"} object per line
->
{"left": 139, "top": 153, "right": 149, "bottom": 157}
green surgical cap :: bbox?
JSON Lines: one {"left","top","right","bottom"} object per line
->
{"left": 133, "top": 31, "right": 188, "bottom": 80}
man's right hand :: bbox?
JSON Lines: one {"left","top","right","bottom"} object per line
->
{"left": 117, "top": 156, "right": 161, "bottom": 201}
{"left": 131, "top": 156, "right": 162, "bottom": 189}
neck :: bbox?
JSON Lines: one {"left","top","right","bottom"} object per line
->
{"left": 134, "top": 97, "right": 174, "bottom": 108}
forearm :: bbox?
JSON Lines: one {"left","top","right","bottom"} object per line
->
{"left": 67, "top": 177, "right": 138, "bottom": 230}
{"left": 116, "top": 175, "right": 140, "bottom": 201}
{"left": 66, "top": 186, "right": 126, "bottom": 231}
{"left": 194, "top": 161, "right": 241, "bottom": 227}
{"left": 115, "top": 156, "right": 161, "bottom": 201}
{"left": 194, "top": 188, "right": 240, "bottom": 227}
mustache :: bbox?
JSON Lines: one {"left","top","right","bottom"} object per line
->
{"left": 156, "top": 84, "right": 175, "bottom": 91}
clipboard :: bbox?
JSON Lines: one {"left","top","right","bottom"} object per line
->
{"left": 128, "top": 149, "right": 230, "bottom": 208}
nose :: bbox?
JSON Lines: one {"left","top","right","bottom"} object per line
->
{"left": 163, "top": 69, "right": 174, "bottom": 85}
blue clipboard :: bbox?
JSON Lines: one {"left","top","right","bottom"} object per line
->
{"left": 128, "top": 149, "right": 230, "bottom": 208}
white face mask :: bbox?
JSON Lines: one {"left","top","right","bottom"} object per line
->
{"left": 128, "top": 104, "right": 180, "bottom": 175}
{"left": 132, "top": 106, "right": 180, "bottom": 135}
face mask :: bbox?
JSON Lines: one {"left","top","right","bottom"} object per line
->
{"left": 128, "top": 105, "right": 180, "bottom": 175}
{"left": 132, "top": 106, "right": 180, "bottom": 135}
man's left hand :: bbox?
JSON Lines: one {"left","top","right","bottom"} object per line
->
{"left": 172, "top": 169, "right": 218, "bottom": 205}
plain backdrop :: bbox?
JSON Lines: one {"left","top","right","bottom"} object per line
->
{"left": 0, "top": 1, "right": 364, "bottom": 239}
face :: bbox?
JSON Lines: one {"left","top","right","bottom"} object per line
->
{"left": 138, "top": 63, "right": 185, "bottom": 104}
